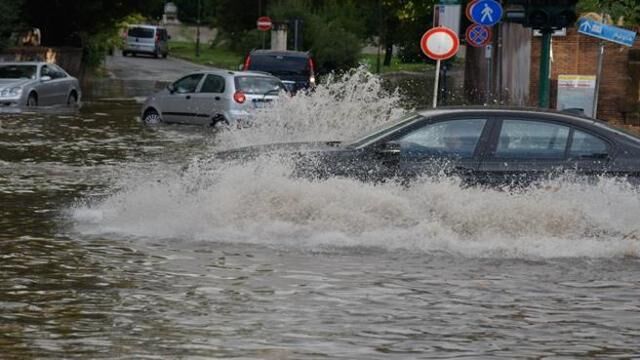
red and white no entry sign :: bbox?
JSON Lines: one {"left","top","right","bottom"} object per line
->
{"left": 420, "top": 26, "right": 460, "bottom": 61}
{"left": 257, "top": 16, "right": 272, "bottom": 32}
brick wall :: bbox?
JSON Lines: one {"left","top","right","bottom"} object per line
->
{"left": 530, "top": 27, "right": 640, "bottom": 125}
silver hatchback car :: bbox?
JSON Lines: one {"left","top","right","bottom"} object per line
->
{"left": 0, "top": 62, "right": 81, "bottom": 107}
{"left": 141, "top": 69, "right": 286, "bottom": 126}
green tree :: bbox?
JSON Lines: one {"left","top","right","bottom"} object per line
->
{"left": 172, "top": 0, "right": 216, "bottom": 25}
{"left": 0, "top": 0, "right": 24, "bottom": 50}
{"left": 578, "top": 0, "right": 640, "bottom": 26}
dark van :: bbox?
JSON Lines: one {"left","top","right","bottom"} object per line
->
{"left": 242, "top": 50, "right": 316, "bottom": 93}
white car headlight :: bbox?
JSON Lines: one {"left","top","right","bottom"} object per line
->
{"left": 9, "top": 87, "right": 22, "bottom": 96}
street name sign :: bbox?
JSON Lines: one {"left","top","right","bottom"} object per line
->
{"left": 577, "top": 17, "right": 637, "bottom": 47}
{"left": 469, "top": 0, "right": 503, "bottom": 27}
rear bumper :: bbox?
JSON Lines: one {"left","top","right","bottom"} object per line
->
{"left": 124, "top": 44, "right": 157, "bottom": 54}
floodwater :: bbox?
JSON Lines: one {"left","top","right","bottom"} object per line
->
{"left": 2, "top": 68, "right": 640, "bottom": 359}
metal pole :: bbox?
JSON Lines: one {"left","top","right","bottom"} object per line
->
{"left": 592, "top": 42, "right": 604, "bottom": 118}
{"left": 195, "top": 0, "right": 201, "bottom": 57}
{"left": 433, "top": 59, "right": 441, "bottom": 108}
{"left": 538, "top": 29, "right": 552, "bottom": 108}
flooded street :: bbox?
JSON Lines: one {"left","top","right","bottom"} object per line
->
{"left": 2, "top": 68, "right": 640, "bottom": 359}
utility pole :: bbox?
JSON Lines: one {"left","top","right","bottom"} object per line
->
{"left": 195, "top": 0, "right": 201, "bottom": 57}
{"left": 537, "top": 29, "right": 552, "bottom": 108}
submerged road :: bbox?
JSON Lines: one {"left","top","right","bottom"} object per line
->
{"left": 105, "top": 50, "right": 209, "bottom": 81}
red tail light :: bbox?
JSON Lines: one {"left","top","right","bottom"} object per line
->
{"left": 233, "top": 91, "right": 246, "bottom": 104}
{"left": 308, "top": 58, "right": 316, "bottom": 86}
{"left": 243, "top": 55, "right": 251, "bottom": 70}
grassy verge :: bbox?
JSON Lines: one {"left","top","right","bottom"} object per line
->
{"left": 169, "top": 41, "right": 243, "bottom": 70}
{"left": 169, "top": 41, "right": 435, "bottom": 74}
{"left": 358, "top": 54, "right": 433, "bottom": 74}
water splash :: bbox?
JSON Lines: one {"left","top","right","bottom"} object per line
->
{"left": 214, "top": 66, "right": 406, "bottom": 150}
{"left": 72, "top": 155, "right": 640, "bottom": 259}
{"left": 71, "top": 67, "right": 640, "bottom": 258}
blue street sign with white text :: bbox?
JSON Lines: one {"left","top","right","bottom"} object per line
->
{"left": 470, "top": 0, "right": 503, "bottom": 27}
{"left": 577, "top": 18, "right": 637, "bottom": 47}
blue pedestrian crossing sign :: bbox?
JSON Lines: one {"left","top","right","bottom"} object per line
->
{"left": 470, "top": 0, "right": 503, "bottom": 27}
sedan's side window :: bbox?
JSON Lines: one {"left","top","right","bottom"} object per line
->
{"left": 200, "top": 75, "right": 225, "bottom": 93}
{"left": 495, "top": 120, "right": 569, "bottom": 159}
{"left": 40, "top": 65, "right": 51, "bottom": 78}
{"left": 397, "top": 119, "right": 487, "bottom": 158}
{"left": 173, "top": 74, "right": 204, "bottom": 93}
{"left": 570, "top": 130, "right": 608, "bottom": 158}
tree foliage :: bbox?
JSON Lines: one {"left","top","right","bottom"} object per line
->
{"left": 0, "top": 0, "right": 25, "bottom": 50}
{"left": 578, "top": 0, "right": 640, "bottom": 26}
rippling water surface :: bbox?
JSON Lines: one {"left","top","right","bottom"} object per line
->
{"left": 2, "top": 70, "right": 640, "bottom": 359}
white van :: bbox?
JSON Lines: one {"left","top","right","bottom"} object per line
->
{"left": 123, "top": 25, "right": 169, "bottom": 58}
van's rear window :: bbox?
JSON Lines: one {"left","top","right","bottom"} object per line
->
{"left": 247, "top": 55, "right": 309, "bottom": 76}
{"left": 128, "top": 27, "right": 154, "bottom": 38}
{"left": 234, "top": 76, "right": 284, "bottom": 95}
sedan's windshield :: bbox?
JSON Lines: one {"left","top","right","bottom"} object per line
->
{"left": 0, "top": 65, "right": 37, "bottom": 79}
{"left": 347, "top": 114, "right": 424, "bottom": 148}
{"left": 235, "top": 76, "right": 285, "bottom": 95}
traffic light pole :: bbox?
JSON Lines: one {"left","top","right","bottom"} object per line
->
{"left": 538, "top": 29, "right": 552, "bottom": 108}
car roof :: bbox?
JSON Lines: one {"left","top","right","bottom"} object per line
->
{"left": 0, "top": 61, "right": 46, "bottom": 66}
{"left": 182, "top": 68, "right": 282, "bottom": 80}
{"left": 417, "top": 106, "right": 599, "bottom": 125}
{"left": 249, "top": 49, "right": 310, "bottom": 58}
{"left": 128, "top": 24, "right": 165, "bottom": 29}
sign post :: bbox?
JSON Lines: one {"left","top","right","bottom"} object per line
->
{"left": 257, "top": 16, "right": 273, "bottom": 49}
{"left": 420, "top": 27, "right": 460, "bottom": 108}
{"left": 576, "top": 17, "right": 637, "bottom": 117}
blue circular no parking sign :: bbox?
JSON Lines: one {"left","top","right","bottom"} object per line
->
{"left": 470, "top": 0, "right": 503, "bottom": 26}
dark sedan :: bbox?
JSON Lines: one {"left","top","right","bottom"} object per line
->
{"left": 217, "top": 108, "right": 640, "bottom": 186}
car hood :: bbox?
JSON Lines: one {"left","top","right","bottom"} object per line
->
{"left": 0, "top": 79, "right": 31, "bottom": 88}
{"left": 215, "top": 141, "right": 345, "bottom": 161}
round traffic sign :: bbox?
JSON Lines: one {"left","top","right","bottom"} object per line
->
{"left": 465, "top": 24, "right": 492, "bottom": 47}
{"left": 420, "top": 26, "right": 460, "bottom": 61}
{"left": 466, "top": 0, "right": 479, "bottom": 22}
{"left": 257, "top": 16, "right": 272, "bottom": 32}
{"left": 470, "top": 0, "right": 503, "bottom": 26}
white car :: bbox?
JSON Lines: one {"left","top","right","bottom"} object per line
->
{"left": 0, "top": 62, "right": 81, "bottom": 107}
{"left": 141, "top": 69, "right": 286, "bottom": 126}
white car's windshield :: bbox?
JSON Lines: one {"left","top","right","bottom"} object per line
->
{"left": 0, "top": 65, "right": 37, "bottom": 79}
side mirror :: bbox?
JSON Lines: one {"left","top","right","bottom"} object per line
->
{"left": 40, "top": 75, "right": 52, "bottom": 82}
{"left": 167, "top": 83, "right": 176, "bottom": 94}
{"left": 375, "top": 141, "right": 401, "bottom": 155}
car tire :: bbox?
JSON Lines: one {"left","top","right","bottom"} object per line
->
{"left": 143, "top": 109, "right": 162, "bottom": 124}
{"left": 154, "top": 49, "right": 160, "bottom": 59}
{"left": 211, "top": 115, "right": 229, "bottom": 129}
{"left": 26, "top": 93, "right": 38, "bottom": 107}
{"left": 67, "top": 91, "right": 78, "bottom": 106}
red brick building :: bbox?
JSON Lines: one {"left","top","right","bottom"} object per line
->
{"left": 529, "top": 27, "right": 640, "bottom": 126}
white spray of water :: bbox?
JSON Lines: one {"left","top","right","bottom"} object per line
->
{"left": 214, "top": 66, "right": 406, "bottom": 150}
{"left": 72, "top": 68, "right": 640, "bottom": 258}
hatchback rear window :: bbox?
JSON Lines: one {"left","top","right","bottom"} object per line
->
{"left": 247, "top": 55, "right": 310, "bottom": 76}
{"left": 234, "top": 76, "right": 284, "bottom": 95}
{"left": 128, "top": 27, "right": 155, "bottom": 38}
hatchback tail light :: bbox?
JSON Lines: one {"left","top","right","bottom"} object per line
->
{"left": 233, "top": 91, "right": 246, "bottom": 104}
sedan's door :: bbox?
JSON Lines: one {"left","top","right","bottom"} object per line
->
{"left": 36, "top": 65, "right": 58, "bottom": 105}
{"left": 388, "top": 117, "right": 492, "bottom": 182}
{"left": 160, "top": 73, "right": 204, "bottom": 124}
{"left": 189, "top": 74, "right": 227, "bottom": 125}
{"left": 476, "top": 117, "right": 610, "bottom": 186}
